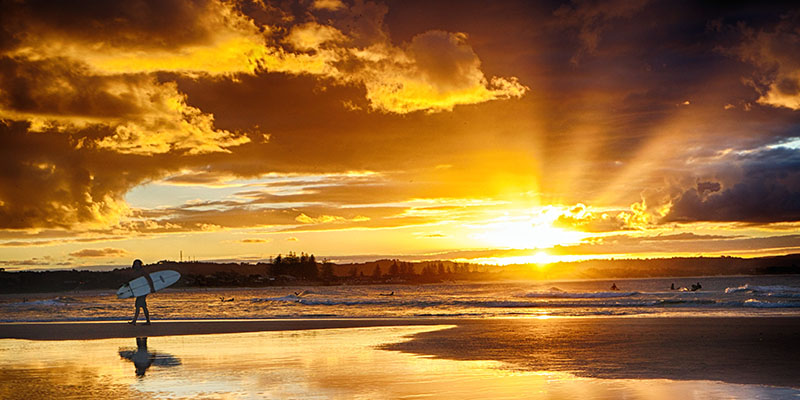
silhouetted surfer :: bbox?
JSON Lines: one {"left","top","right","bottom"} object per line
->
{"left": 129, "top": 259, "right": 155, "bottom": 325}
{"left": 610, "top": 283, "right": 619, "bottom": 291}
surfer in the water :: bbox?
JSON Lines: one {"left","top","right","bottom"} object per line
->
{"left": 129, "top": 259, "right": 155, "bottom": 325}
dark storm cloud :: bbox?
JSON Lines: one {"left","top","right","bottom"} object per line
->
{"left": 665, "top": 147, "right": 800, "bottom": 223}
{"left": 1, "top": 0, "right": 235, "bottom": 51}
{"left": 730, "top": 10, "right": 800, "bottom": 110}
{"left": 0, "top": 120, "right": 209, "bottom": 230}
{"left": 0, "top": 121, "right": 124, "bottom": 229}
{"left": 696, "top": 181, "right": 721, "bottom": 196}
{"left": 0, "top": 57, "right": 153, "bottom": 119}
{"left": 553, "top": 0, "right": 649, "bottom": 65}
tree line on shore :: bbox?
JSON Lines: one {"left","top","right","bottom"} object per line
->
{"left": 0, "top": 252, "right": 489, "bottom": 293}
{"left": 1, "top": 252, "right": 798, "bottom": 294}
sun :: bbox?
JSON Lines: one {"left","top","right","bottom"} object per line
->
{"left": 471, "top": 217, "right": 585, "bottom": 250}
{"left": 530, "top": 251, "right": 553, "bottom": 265}
{"left": 463, "top": 250, "right": 563, "bottom": 266}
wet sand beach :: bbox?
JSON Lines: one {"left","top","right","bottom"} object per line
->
{"left": 384, "top": 316, "right": 800, "bottom": 388}
{"left": 2, "top": 316, "right": 799, "bottom": 389}
{"left": 0, "top": 318, "right": 800, "bottom": 400}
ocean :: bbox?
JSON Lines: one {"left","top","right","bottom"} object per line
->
{"left": 2, "top": 275, "right": 800, "bottom": 322}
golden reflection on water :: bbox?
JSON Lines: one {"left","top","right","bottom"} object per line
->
{"left": 0, "top": 326, "right": 795, "bottom": 399}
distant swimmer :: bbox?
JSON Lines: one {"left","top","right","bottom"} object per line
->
{"left": 671, "top": 283, "right": 675, "bottom": 290}
{"left": 690, "top": 282, "right": 702, "bottom": 291}
{"left": 610, "top": 283, "right": 619, "bottom": 291}
{"left": 219, "top": 297, "right": 234, "bottom": 302}
{"left": 379, "top": 291, "right": 394, "bottom": 296}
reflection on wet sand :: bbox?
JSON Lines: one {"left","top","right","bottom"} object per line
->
{"left": 384, "top": 317, "right": 800, "bottom": 388}
{"left": 0, "top": 326, "right": 798, "bottom": 399}
{"left": 118, "top": 337, "right": 181, "bottom": 377}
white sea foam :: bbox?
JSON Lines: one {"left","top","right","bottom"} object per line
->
{"left": 4, "top": 276, "right": 800, "bottom": 322}
{"left": 742, "top": 299, "right": 800, "bottom": 308}
{"left": 724, "top": 284, "right": 800, "bottom": 298}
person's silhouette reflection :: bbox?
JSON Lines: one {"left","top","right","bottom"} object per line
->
{"left": 119, "top": 337, "right": 181, "bottom": 377}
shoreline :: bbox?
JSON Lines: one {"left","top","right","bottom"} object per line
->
{"left": 0, "top": 318, "right": 465, "bottom": 340}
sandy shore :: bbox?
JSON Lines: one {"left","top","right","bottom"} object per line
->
{"left": 3, "top": 317, "right": 799, "bottom": 388}
{"left": 0, "top": 318, "right": 462, "bottom": 340}
{"left": 385, "top": 316, "right": 800, "bottom": 388}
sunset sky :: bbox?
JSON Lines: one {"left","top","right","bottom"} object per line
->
{"left": 1, "top": 0, "right": 799, "bottom": 270}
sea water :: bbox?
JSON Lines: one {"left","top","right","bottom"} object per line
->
{"left": 2, "top": 275, "right": 799, "bottom": 322}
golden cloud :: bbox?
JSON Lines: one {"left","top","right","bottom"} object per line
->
{"left": 555, "top": 203, "right": 628, "bottom": 232}
{"left": 69, "top": 247, "right": 129, "bottom": 258}
{"left": 343, "top": 31, "right": 528, "bottom": 113}
{"left": 3, "top": 1, "right": 527, "bottom": 116}
{"left": 8, "top": 1, "right": 268, "bottom": 77}
{"left": 93, "top": 81, "right": 251, "bottom": 155}
{"left": 0, "top": 58, "right": 250, "bottom": 155}
{"left": 0, "top": 0, "right": 529, "bottom": 233}
{"left": 285, "top": 22, "right": 347, "bottom": 51}
{"left": 312, "top": 0, "right": 345, "bottom": 11}
{"left": 295, "top": 213, "right": 370, "bottom": 224}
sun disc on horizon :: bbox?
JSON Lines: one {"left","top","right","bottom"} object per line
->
{"left": 471, "top": 218, "right": 584, "bottom": 250}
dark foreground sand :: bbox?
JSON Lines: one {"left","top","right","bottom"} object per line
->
{"left": 383, "top": 317, "right": 800, "bottom": 388}
{"left": 2, "top": 317, "right": 799, "bottom": 387}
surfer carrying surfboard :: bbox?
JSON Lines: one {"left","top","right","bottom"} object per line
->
{"left": 129, "top": 259, "right": 156, "bottom": 325}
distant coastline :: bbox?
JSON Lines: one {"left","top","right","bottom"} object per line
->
{"left": 1, "top": 253, "right": 798, "bottom": 294}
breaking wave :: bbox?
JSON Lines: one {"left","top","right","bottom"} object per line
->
{"left": 724, "top": 285, "right": 800, "bottom": 298}
{"left": 742, "top": 299, "right": 800, "bottom": 308}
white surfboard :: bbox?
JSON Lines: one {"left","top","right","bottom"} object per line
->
{"left": 117, "top": 270, "right": 180, "bottom": 299}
